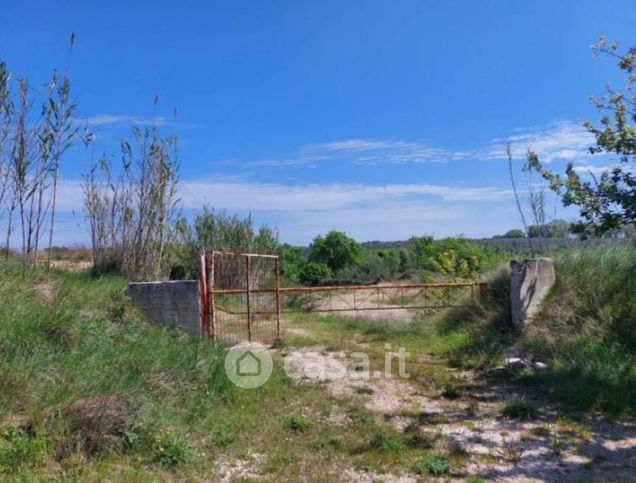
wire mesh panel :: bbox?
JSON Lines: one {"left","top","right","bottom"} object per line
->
{"left": 277, "top": 282, "right": 481, "bottom": 315}
{"left": 204, "top": 251, "right": 280, "bottom": 343}
{"left": 200, "top": 251, "right": 486, "bottom": 344}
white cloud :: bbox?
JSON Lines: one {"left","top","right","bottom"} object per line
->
{"left": 82, "top": 114, "right": 167, "bottom": 127}
{"left": 49, "top": 178, "right": 515, "bottom": 244}
{"left": 250, "top": 138, "right": 456, "bottom": 167}
{"left": 572, "top": 163, "right": 624, "bottom": 176}
{"left": 485, "top": 121, "right": 596, "bottom": 163}
{"left": 176, "top": 179, "right": 513, "bottom": 211}
{"left": 246, "top": 121, "right": 599, "bottom": 168}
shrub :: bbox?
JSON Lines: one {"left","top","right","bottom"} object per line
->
{"left": 299, "top": 261, "right": 332, "bottom": 286}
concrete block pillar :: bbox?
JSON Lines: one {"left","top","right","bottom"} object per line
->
{"left": 127, "top": 280, "right": 201, "bottom": 336}
{"left": 510, "top": 258, "right": 556, "bottom": 329}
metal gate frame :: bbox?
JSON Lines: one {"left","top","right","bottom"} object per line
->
{"left": 200, "top": 251, "right": 281, "bottom": 342}
{"left": 200, "top": 251, "right": 488, "bottom": 342}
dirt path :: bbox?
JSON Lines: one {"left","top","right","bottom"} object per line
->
{"left": 282, "top": 330, "right": 636, "bottom": 482}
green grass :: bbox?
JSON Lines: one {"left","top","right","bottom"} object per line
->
{"left": 0, "top": 261, "right": 464, "bottom": 479}
{"left": 289, "top": 241, "right": 636, "bottom": 416}
{"left": 520, "top": 242, "right": 636, "bottom": 415}
{"left": 435, "top": 241, "right": 636, "bottom": 416}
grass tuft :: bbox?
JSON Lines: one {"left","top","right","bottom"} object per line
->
{"left": 411, "top": 454, "right": 450, "bottom": 476}
{"left": 500, "top": 395, "right": 538, "bottom": 420}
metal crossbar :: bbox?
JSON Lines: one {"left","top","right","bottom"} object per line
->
{"left": 200, "top": 251, "right": 488, "bottom": 343}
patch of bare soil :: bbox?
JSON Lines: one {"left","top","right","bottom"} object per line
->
{"left": 342, "top": 468, "right": 417, "bottom": 483}
{"left": 285, "top": 327, "right": 312, "bottom": 337}
{"left": 50, "top": 260, "right": 92, "bottom": 272}
{"left": 283, "top": 344, "right": 636, "bottom": 482}
{"left": 215, "top": 452, "right": 265, "bottom": 482}
{"left": 314, "top": 287, "right": 416, "bottom": 324}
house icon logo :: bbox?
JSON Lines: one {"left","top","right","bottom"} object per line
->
{"left": 236, "top": 351, "right": 261, "bottom": 377}
{"left": 224, "top": 343, "right": 273, "bottom": 389}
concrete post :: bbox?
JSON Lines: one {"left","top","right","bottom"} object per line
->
{"left": 510, "top": 258, "right": 556, "bottom": 329}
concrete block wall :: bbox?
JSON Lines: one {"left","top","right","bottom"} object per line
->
{"left": 127, "top": 280, "right": 200, "bottom": 336}
{"left": 510, "top": 258, "right": 556, "bottom": 329}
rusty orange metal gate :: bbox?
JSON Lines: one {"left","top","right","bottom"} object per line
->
{"left": 200, "top": 251, "right": 487, "bottom": 343}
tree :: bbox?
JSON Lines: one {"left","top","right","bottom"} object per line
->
{"left": 502, "top": 229, "right": 525, "bottom": 238}
{"left": 546, "top": 219, "right": 571, "bottom": 238}
{"left": 278, "top": 244, "right": 305, "bottom": 284}
{"left": 527, "top": 38, "right": 636, "bottom": 236}
{"left": 309, "top": 231, "right": 361, "bottom": 273}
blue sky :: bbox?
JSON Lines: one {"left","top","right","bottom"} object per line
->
{"left": 1, "top": 0, "right": 635, "bottom": 245}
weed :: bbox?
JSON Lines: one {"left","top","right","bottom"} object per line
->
{"left": 500, "top": 395, "right": 538, "bottom": 420}
{"left": 151, "top": 430, "right": 190, "bottom": 467}
{"left": 212, "top": 429, "right": 235, "bottom": 447}
{"left": 286, "top": 416, "right": 313, "bottom": 432}
{"left": 0, "top": 425, "right": 48, "bottom": 473}
{"left": 501, "top": 439, "right": 524, "bottom": 464}
{"left": 370, "top": 433, "right": 405, "bottom": 455}
{"left": 369, "top": 433, "right": 402, "bottom": 454}
{"left": 412, "top": 455, "right": 450, "bottom": 476}
{"left": 549, "top": 435, "right": 565, "bottom": 456}
{"left": 441, "top": 383, "right": 461, "bottom": 399}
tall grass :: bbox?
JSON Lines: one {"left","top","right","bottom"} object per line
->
{"left": 1, "top": 262, "right": 398, "bottom": 479}
{"left": 523, "top": 242, "right": 636, "bottom": 414}
{"left": 291, "top": 242, "right": 636, "bottom": 415}
{"left": 0, "top": 263, "right": 238, "bottom": 475}
{"left": 432, "top": 241, "right": 636, "bottom": 415}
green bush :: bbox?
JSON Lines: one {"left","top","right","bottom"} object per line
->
{"left": 299, "top": 261, "right": 332, "bottom": 286}
{"left": 309, "top": 231, "right": 361, "bottom": 273}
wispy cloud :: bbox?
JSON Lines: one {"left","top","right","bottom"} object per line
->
{"left": 82, "top": 114, "right": 167, "bottom": 127}
{"left": 250, "top": 138, "right": 459, "bottom": 167}
{"left": 485, "top": 121, "right": 595, "bottom": 163}
{"left": 248, "top": 121, "right": 599, "bottom": 169}
{"left": 572, "top": 163, "right": 627, "bottom": 176}
{"left": 52, "top": 177, "right": 515, "bottom": 244}
{"left": 176, "top": 179, "right": 513, "bottom": 211}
